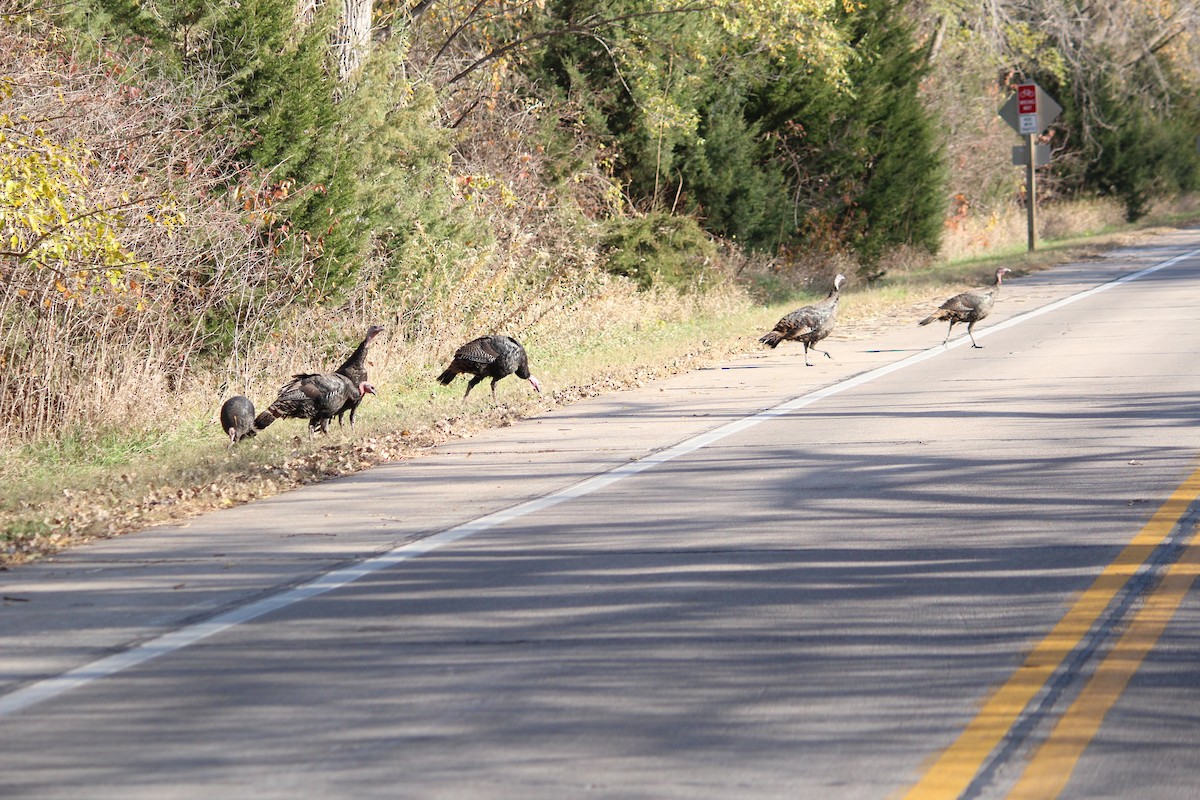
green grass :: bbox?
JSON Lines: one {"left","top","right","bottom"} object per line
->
{"left": 22, "top": 428, "right": 169, "bottom": 469}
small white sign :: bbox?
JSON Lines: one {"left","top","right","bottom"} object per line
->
{"left": 1019, "top": 114, "right": 1039, "bottom": 134}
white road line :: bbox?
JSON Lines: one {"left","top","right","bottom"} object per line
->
{"left": 2, "top": 246, "right": 1198, "bottom": 718}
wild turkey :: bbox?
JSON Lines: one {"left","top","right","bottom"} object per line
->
{"left": 759, "top": 273, "right": 847, "bottom": 366}
{"left": 219, "top": 395, "right": 257, "bottom": 445}
{"left": 919, "top": 267, "right": 1011, "bottom": 348}
{"left": 437, "top": 335, "right": 541, "bottom": 402}
{"left": 254, "top": 372, "right": 376, "bottom": 435}
{"left": 333, "top": 324, "right": 383, "bottom": 427}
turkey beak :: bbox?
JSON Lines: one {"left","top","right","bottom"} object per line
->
{"left": 529, "top": 376, "right": 542, "bottom": 393}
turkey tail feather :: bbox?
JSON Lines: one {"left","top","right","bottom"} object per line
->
{"left": 254, "top": 410, "right": 276, "bottom": 430}
{"left": 437, "top": 368, "right": 458, "bottom": 385}
{"left": 918, "top": 314, "right": 938, "bottom": 326}
{"left": 759, "top": 331, "right": 784, "bottom": 348}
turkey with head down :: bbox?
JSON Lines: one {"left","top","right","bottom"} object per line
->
{"left": 219, "top": 395, "right": 257, "bottom": 446}
{"left": 437, "top": 335, "right": 540, "bottom": 403}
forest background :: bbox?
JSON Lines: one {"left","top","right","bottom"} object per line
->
{"left": 4, "top": 0, "right": 1200, "bottom": 561}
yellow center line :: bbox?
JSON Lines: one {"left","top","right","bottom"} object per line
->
{"left": 902, "top": 462, "right": 1200, "bottom": 800}
{"left": 1007, "top": 529, "right": 1200, "bottom": 799}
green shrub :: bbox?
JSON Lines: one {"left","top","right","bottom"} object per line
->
{"left": 599, "top": 213, "right": 717, "bottom": 290}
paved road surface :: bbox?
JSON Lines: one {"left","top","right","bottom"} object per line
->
{"left": 3, "top": 229, "right": 1200, "bottom": 799}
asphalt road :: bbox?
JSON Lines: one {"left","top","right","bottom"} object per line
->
{"left": 3, "top": 229, "right": 1200, "bottom": 799}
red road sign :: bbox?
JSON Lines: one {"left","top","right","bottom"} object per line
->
{"left": 1018, "top": 84, "right": 1037, "bottom": 114}
{"left": 999, "top": 83, "right": 1061, "bottom": 136}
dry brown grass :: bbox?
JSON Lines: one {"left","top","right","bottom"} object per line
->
{"left": 940, "top": 197, "right": 1129, "bottom": 263}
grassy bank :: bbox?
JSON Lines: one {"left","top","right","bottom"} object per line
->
{"left": 2, "top": 201, "right": 1195, "bottom": 567}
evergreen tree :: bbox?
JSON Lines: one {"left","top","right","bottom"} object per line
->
{"left": 208, "top": 0, "right": 367, "bottom": 289}
{"left": 538, "top": 0, "right": 709, "bottom": 209}
{"left": 1039, "top": 67, "right": 1200, "bottom": 222}
{"left": 537, "top": 0, "right": 942, "bottom": 275}
{"left": 537, "top": 0, "right": 810, "bottom": 251}
{"left": 842, "top": 0, "right": 945, "bottom": 269}
{"left": 677, "top": 78, "right": 793, "bottom": 251}
{"left": 750, "top": 0, "right": 945, "bottom": 277}
{"left": 80, "top": 0, "right": 370, "bottom": 291}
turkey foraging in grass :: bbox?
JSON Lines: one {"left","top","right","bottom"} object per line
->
{"left": 254, "top": 372, "right": 375, "bottom": 435}
{"left": 437, "top": 335, "right": 540, "bottom": 402}
{"left": 219, "top": 395, "right": 257, "bottom": 446}
{"left": 919, "top": 267, "right": 1011, "bottom": 348}
{"left": 759, "top": 274, "right": 846, "bottom": 366}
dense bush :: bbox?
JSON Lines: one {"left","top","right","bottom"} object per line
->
{"left": 79, "top": 1, "right": 354, "bottom": 286}
{"left": 677, "top": 86, "right": 793, "bottom": 252}
{"left": 1044, "top": 71, "right": 1200, "bottom": 221}
{"left": 0, "top": 22, "right": 296, "bottom": 438}
{"left": 537, "top": 0, "right": 945, "bottom": 280}
{"left": 599, "top": 213, "right": 718, "bottom": 290}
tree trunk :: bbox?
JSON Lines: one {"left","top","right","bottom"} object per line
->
{"left": 295, "top": 0, "right": 373, "bottom": 82}
{"left": 335, "top": 0, "right": 373, "bottom": 81}
{"left": 295, "top": 0, "right": 318, "bottom": 26}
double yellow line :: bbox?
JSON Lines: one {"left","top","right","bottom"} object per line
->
{"left": 904, "top": 463, "right": 1200, "bottom": 799}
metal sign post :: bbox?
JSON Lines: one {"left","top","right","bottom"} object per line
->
{"left": 1018, "top": 87, "right": 1038, "bottom": 251}
{"left": 1024, "top": 131, "right": 1036, "bottom": 251}
{"left": 998, "top": 83, "right": 1062, "bottom": 251}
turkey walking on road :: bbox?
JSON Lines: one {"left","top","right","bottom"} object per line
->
{"left": 254, "top": 372, "right": 376, "bottom": 435}
{"left": 759, "top": 274, "right": 846, "bottom": 366}
{"left": 219, "top": 395, "right": 257, "bottom": 446}
{"left": 334, "top": 324, "right": 384, "bottom": 427}
{"left": 919, "top": 267, "right": 1011, "bottom": 348}
{"left": 437, "top": 335, "right": 541, "bottom": 402}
